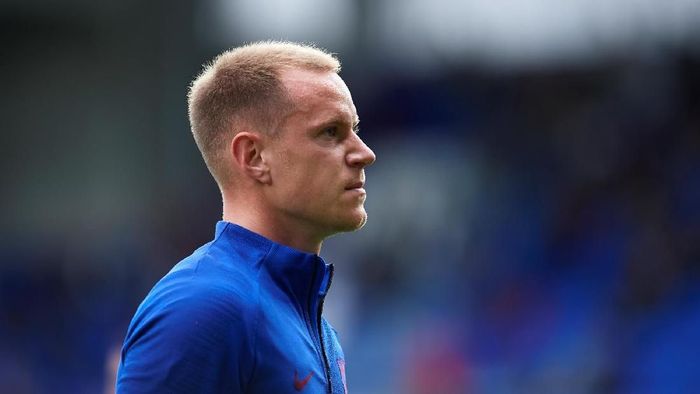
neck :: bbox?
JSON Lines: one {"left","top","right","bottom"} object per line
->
{"left": 222, "top": 192, "right": 323, "bottom": 255}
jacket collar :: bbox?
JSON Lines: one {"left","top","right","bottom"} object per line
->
{"left": 214, "top": 221, "right": 333, "bottom": 304}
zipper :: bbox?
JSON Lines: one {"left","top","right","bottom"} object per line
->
{"left": 316, "top": 264, "right": 334, "bottom": 393}
{"left": 307, "top": 261, "right": 334, "bottom": 393}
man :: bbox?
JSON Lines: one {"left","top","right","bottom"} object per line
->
{"left": 116, "top": 41, "right": 376, "bottom": 393}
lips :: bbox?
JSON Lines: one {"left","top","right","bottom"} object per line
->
{"left": 345, "top": 181, "right": 365, "bottom": 190}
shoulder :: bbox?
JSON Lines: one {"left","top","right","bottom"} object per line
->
{"left": 117, "top": 242, "right": 265, "bottom": 392}
{"left": 122, "top": 238, "right": 268, "bottom": 355}
{"left": 131, "top": 242, "right": 263, "bottom": 336}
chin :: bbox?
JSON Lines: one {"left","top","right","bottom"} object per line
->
{"left": 333, "top": 210, "right": 368, "bottom": 233}
{"left": 354, "top": 212, "right": 368, "bottom": 230}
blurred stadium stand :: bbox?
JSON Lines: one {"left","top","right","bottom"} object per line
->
{"left": 1, "top": 0, "right": 699, "bottom": 392}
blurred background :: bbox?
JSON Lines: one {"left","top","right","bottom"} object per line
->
{"left": 2, "top": 0, "right": 700, "bottom": 392}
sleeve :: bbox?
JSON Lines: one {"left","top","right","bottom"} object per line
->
{"left": 116, "top": 282, "right": 257, "bottom": 394}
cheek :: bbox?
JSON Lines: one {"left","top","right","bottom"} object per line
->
{"left": 271, "top": 144, "right": 345, "bottom": 209}
{"left": 275, "top": 153, "right": 325, "bottom": 198}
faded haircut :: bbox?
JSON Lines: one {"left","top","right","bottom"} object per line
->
{"left": 187, "top": 40, "right": 341, "bottom": 187}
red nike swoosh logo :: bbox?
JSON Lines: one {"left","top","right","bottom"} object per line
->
{"left": 294, "top": 370, "right": 313, "bottom": 391}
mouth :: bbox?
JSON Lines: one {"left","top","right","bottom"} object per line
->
{"left": 345, "top": 181, "right": 365, "bottom": 190}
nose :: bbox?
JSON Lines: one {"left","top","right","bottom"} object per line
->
{"left": 346, "top": 134, "right": 376, "bottom": 168}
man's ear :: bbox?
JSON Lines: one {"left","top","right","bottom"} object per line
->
{"left": 230, "top": 132, "right": 271, "bottom": 184}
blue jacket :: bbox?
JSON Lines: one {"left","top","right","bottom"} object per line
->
{"left": 117, "top": 221, "right": 347, "bottom": 393}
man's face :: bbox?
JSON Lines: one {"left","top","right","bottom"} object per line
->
{"left": 262, "top": 68, "right": 376, "bottom": 240}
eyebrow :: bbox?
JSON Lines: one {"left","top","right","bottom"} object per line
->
{"left": 311, "top": 114, "right": 359, "bottom": 133}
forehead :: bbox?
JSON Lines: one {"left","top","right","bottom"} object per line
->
{"left": 279, "top": 68, "right": 358, "bottom": 127}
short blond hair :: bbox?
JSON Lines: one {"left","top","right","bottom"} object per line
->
{"left": 187, "top": 41, "right": 341, "bottom": 186}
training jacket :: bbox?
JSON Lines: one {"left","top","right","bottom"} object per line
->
{"left": 117, "top": 221, "right": 347, "bottom": 393}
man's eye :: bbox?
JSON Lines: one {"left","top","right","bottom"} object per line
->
{"left": 322, "top": 126, "right": 338, "bottom": 138}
